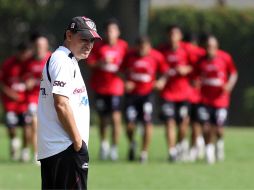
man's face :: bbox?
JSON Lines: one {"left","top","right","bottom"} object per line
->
{"left": 206, "top": 37, "right": 218, "bottom": 58}
{"left": 168, "top": 28, "right": 182, "bottom": 44}
{"left": 67, "top": 31, "right": 94, "bottom": 60}
{"left": 138, "top": 42, "right": 151, "bottom": 57}
{"left": 105, "top": 24, "right": 120, "bottom": 42}
{"left": 35, "top": 37, "right": 49, "bottom": 60}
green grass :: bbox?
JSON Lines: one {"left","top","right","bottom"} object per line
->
{"left": 0, "top": 125, "right": 254, "bottom": 190}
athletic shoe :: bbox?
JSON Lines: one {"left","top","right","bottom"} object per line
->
{"left": 99, "top": 141, "right": 110, "bottom": 160}
{"left": 205, "top": 144, "right": 215, "bottom": 164}
{"left": 21, "top": 148, "right": 30, "bottom": 162}
{"left": 140, "top": 151, "right": 148, "bottom": 163}
{"left": 10, "top": 137, "right": 21, "bottom": 161}
{"left": 110, "top": 145, "right": 119, "bottom": 161}
{"left": 216, "top": 139, "right": 225, "bottom": 161}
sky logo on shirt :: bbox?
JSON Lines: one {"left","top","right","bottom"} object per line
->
{"left": 53, "top": 80, "right": 66, "bottom": 87}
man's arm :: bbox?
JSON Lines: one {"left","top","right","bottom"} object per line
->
{"left": 53, "top": 94, "right": 82, "bottom": 151}
{"left": 0, "top": 83, "right": 19, "bottom": 101}
{"left": 224, "top": 73, "right": 238, "bottom": 93}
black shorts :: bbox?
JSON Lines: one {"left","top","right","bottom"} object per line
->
{"left": 4, "top": 111, "right": 31, "bottom": 128}
{"left": 40, "top": 141, "right": 89, "bottom": 190}
{"left": 124, "top": 94, "right": 153, "bottom": 124}
{"left": 95, "top": 94, "right": 122, "bottom": 115}
{"left": 160, "top": 100, "right": 189, "bottom": 123}
{"left": 197, "top": 105, "right": 228, "bottom": 127}
{"left": 189, "top": 103, "right": 202, "bottom": 123}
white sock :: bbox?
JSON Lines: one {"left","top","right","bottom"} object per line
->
{"left": 216, "top": 139, "right": 225, "bottom": 161}
{"left": 206, "top": 144, "right": 215, "bottom": 164}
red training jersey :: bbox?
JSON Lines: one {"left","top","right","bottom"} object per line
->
{"left": 87, "top": 39, "right": 128, "bottom": 96}
{"left": 182, "top": 42, "right": 206, "bottom": 104}
{"left": 0, "top": 56, "right": 28, "bottom": 113}
{"left": 121, "top": 48, "right": 168, "bottom": 95}
{"left": 198, "top": 50, "right": 237, "bottom": 108}
{"left": 24, "top": 52, "right": 51, "bottom": 104}
{"left": 158, "top": 42, "right": 192, "bottom": 102}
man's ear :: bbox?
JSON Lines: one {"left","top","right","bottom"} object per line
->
{"left": 66, "top": 30, "right": 72, "bottom": 41}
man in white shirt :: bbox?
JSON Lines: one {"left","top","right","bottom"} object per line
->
{"left": 37, "top": 16, "right": 101, "bottom": 189}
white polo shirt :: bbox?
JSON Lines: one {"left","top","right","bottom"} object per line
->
{"left": 37, "top": 46, "right": 90, "bottom": 160}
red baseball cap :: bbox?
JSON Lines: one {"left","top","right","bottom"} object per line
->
{"left": 67, "top": 16, "right": 101, "bottom": 40}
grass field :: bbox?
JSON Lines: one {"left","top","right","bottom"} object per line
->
{"left": 0, "top": 125, "right": 254, "bottom": 190}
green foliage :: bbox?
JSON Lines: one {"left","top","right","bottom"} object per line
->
{"left": 149, "top": 7, "right": 254, "bottom": 125}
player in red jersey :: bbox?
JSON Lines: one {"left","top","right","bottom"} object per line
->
{"left": 197, "top": 35, "right": 238, "bottom": 164}
{"left": 0, "top": 41, "right": 33, "bottom": 161}
{"left": 86, "top": 18, "right": 128, "bottom": 160}
{"left": 157, "top": 25, "right": 193, "bottom": 162}
{"left": 23, "top": 36, "right": 51, "bottom": 164}
{"left": 182, "top": 39, "right": 206, "bottom": 162}
{"left": 121, "top": 36, "right": 168, "bottom": 162}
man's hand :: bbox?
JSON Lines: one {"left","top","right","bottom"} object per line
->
{"left": 154, "top": 77, "right": 167, "bottom": 91}
{"left": 176, "top": 65, "right": 192, "bottom": 76}
{"left": 125, "top": 81, "right": 135, "bottom": 93}
{"left": 25, "top": 78, "right": 36, "bottom": 90}
{"left": 73, "top": 139, "right": 83, "bottom": 152}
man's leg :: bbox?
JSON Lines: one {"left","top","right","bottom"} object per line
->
{"left": 5, "top": 112, "right": 20, "bottom": 161}
{"left": 99, "top": 115, "right": 109, "bottom": 160}
{"left": 110, "top": 96, "right": 122, "bottom": 161}
{"left": 161, "top": 100, "right": 177, "bottom": 161}
{"left": 140, "top": 122, "right": 153, "bottom": 163}
{"left": 165, "top": 119, "right": 177, "bottom": 161}
{"left": 177, "top": 102, "right": 190, "bottom": 161}
{"left": 96, "top": 95, "right": 110, "bottom": 160}
{"left": 215, "top": 108, "right": 228, "bottom": 161}
{"left": 111, "top": 110, "right": 121, "bottom": 161}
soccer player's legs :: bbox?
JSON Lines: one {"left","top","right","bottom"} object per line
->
{"left": 212, "top": 107, "right": 228, "bottom": 161}
{"left": 110, "top": 95, "right": 122, "bottom": 161}
{"left": 95, "top": 94, "right": 111, "bottom": 160}
{"left": 160, "top": 100, "right": 177, "bottom": 161}
{"left": 175, "top": 101, "right": 190, "bottom": 161}
{"left": 197, "top": 105, "right": 216, "bottom": 164}
{"left": 125, "top": 95, "right": 138, "bottom": 161}
{"left": 5, "top": 111, "right": 20, "bottom": 160}
{"left": 139, "top": 95, "right": 153, "bottom": 163}
{"left": 189, "top": 103, "right": 205, "bottom": 161}
{"left": 27, "top": 102, "right": 39, "bottom": 164}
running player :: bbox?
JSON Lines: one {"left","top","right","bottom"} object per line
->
{"left": 157, "top": 25, "right": 193, "bottom": 162}
{"left": 197, "top": 35, "right": 238, "bottom": 164}
{"left": 121, "top": 36, "right": 168, "bottom": 162}
{"left": 23, "top": 35, "right": 51, "bottom": 164}
{"left": 0, "top": 41, "right": 33, "bottom": 162}
{"left": 86, "top": 18, "right": 128, "bottom": 161}
{"left": 182, "top": 39, "right": 206, "bottom": 162}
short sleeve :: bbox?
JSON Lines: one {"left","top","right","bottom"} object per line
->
{"left": 152, "top": 49, "right": 169, "bottom": 74}
{"left": 50, "top": 56, "right": 74, "bottom": 98}
{"left": 225, "top": 54, "right": 237, "bottom": 74}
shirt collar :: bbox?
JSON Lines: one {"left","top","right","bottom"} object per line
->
{"left": 58, "top": 46, "right": 74, "bottom": 59}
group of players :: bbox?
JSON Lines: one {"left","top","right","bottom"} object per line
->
{"left": 0, "top": 34, "right": 50, "bottom": 163}
{"left": 0, "top": 18, "right": 238, "bottom": 165}
{"left": 86, "top": 19, "right": 238, "bottom": 164}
